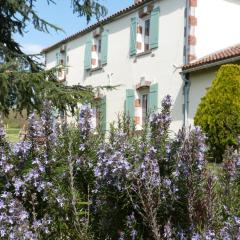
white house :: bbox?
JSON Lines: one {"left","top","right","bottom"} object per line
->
{"left": 42, "top": 0, "right": 240, "bottom": 133}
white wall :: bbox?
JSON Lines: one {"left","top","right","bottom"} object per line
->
{"left": 46, "top": 0, "right": 186, "bottom": 133}
{"left": 188, "top": 68, "right": 217, "bottom": 126}
{"left": 195, "top": 0, "right": 240, "bottom": 58}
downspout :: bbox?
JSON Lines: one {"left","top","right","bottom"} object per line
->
{"left": 182, "top": 0, "right": 191, "bottom": 127}
{"left": 182, "top": 72, "right": 190, "bottom": 127}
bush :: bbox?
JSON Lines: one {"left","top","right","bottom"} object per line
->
{"left": 194, "top": 64, "right": 240, "bottom": 161}
{"left": 0, "top": 97, "right": 240, "bottom": 239}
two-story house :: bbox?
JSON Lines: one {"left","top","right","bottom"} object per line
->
{"left": 43, "top": 0, "right": 196, "bottom": 132}
{"left": 42, "top": 0, "right": 239, "bottom": 133}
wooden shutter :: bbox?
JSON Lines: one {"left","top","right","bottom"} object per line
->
{"left": 129, "top": 17, "right": 137, "bottom": 56}
{"left": 149, "top": 7, "right": 160, "bottom": 49}
{"left": 148, "top": 83, "right": 158, "bottom": 113}
{"left": 125, "top": 89, "right": 135, "bottom": 121}
{"left": 101, "top": 30, "right": 109, "bottom": 65}
{"left": 56, "top": 53, "right": 60, "bottom": 65}
{"left": 84, "top": 38, "right": 92, "bottom": 70}
{"left": 99, "top": 96, "right": 107, "bottom": 133}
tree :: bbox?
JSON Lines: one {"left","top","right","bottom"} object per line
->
{"left": 194, "top": 64, "right": 240, "bottom": 161}
{"left": 0, "top": 0, "right": 107, "bottom": 117}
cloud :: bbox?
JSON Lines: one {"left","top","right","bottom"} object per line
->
{"left": 20, "top": 43, "right": 45, "bottom": 55}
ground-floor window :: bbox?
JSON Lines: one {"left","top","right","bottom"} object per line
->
{"left": 141, "top": 93, "right": 149, "bottom": 126}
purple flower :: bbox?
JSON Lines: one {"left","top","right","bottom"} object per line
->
{"left": 13, "top": 141, "right": 31, "bottom": 156}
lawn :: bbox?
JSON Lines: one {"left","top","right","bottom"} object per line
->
{"left": 6, "top": 128, "right": 20, "bottom": 142}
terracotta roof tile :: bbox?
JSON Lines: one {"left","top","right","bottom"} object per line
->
{"left": 41, "top": 0, "right": 152, "bottom": 53}
{"left": 183, "top": 43, "right": 240, "bottom": 71}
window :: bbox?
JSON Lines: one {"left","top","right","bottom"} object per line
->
{"left": 129, "top": 6, "right": 160, "bottom": 57}
{"left": 142, "top": 93, "right": 149, "bottom": 125}
{"left": 84, "top": 30, "right": 108, "bottom": 71}
{"left": 144, "top": 19, "right": 150, "bottom": 52}
{"left": 92, "top": 37, "right": 102, "bottom": 69}
{"left": 97, "top": 38, "right": 102, "bottom": 67}
{"left": 136, "top": 16, "right": 151, "bottom": 54}
{"left": 56, "top": 50, "right": 66, "bottom": 81}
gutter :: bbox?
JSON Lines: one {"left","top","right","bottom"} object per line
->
{"left": 182, "top": 55, "right": 240, "bottom": 73}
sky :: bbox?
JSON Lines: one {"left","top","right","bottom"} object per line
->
{"left": 15, "top": 0, "right": 133, "bottom": 54}
{"left": 15, "top": 0, "right": 240, "bottom": 58}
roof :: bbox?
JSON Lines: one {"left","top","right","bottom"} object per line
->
{"left": 41, "top": 0, "right": 153, "bottom": 53}
{"left": 182, "top": 43, "right": 240, "bottom": 72}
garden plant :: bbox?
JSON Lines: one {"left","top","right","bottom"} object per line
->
{"left": 195, "top": 64, "right": 240, "bottom": 162}
{"left": 0, "top": 97, "right": 239, "bottom": 239}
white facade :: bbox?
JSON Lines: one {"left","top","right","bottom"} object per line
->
{"left": 195, "top": 0, "right": 240, "bottom": 58}
{"left": 44, "top": 0, "right": 240, "bottom": 133}
{"left": 188, "top": 59, "right": 240, "bottom": 126}
{"left": 45, "top": 0, "right": 186, "bottom": 133}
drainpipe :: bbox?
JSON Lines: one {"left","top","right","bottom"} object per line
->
{"left": 181, "top": 72, "right": 190, "bottom": 127}
{"left": 182, "top": 0, "right": 191, "bottom": 127}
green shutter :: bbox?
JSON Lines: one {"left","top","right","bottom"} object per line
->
{"left": 129, "top": 17, "right": 137, "bottom": 56}
{"left": 149, "top": 7, "right": 160, "bottom": 49}
{"left": 125, "top": 89, "right": 135, "bottom": 121}
{"left": 148, "top": 83, "right": 158, "bottom": 113}
{"left": 56, "top": 53, "right": 60, "bottom": 65}
{"left": 101, "top": 30, "right": 109, "bottom": 65}
{"left": 99, "top": 96, "right": 107, "bottom": 133}
{"left": 84, "top": 38, "right": 92, "bottom": 70}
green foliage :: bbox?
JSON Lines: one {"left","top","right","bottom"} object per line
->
{"left": 0, "top": 0, "right": 107, "bottom": 62}
{"left": 0, "top": 0, "right": 108, "bottom": 118}
{"left": 194, "top": 64, "right": 240, "bottom": 161}
{"left": 0, "top": 62, "right": 95, "bottom": 116}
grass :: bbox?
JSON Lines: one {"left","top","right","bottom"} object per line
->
{"left": 207, "top": 162, "right": 222, "bottom": 176}
{"left": 6, "top": 128, "right": 20, "bottom": 143}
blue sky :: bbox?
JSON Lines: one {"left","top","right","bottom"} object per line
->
{"left": 15, "top": 0, "right": 133, "bottom": 54}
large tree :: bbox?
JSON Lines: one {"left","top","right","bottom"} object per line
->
{"left": 0, "top": 0, "right": 107, "bottom": 116}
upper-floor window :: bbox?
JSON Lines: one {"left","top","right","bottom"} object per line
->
{"left": 129, "top": 5, "right": 160, "bottom": 56}
{"left": 56, "top": 45, "right": 67, "bottom": 82}
{"left": 92, "top": 36, "right": 102, "bottom": 69}
{"left": 136, "top": 17, "right": 151, "bottom": 54}
{"left": 84, "top": 29, "right": 109, "bottom": 71}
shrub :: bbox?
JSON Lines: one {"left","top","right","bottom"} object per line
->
{"left": 194, "top": 64, "right": 240, "bottom": 161}
{"left": 0, "top": 97, "right": 240, "bottom": 239}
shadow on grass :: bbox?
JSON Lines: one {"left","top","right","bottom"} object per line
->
{"left": 6, "top": 128, "right": 20, "bottom": 143}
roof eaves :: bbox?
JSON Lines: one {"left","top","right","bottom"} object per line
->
{"left": 41, "top": 0, "right": 154, "bottom": 54}
{"left": 182, "top": 55, "right": 240, "bottom": 73}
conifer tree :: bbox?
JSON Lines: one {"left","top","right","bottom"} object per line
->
{"left": 194, "top": 64, "right": 240, "bottom": 161}
{"left": 0, "top": 0, "right": 107, "bottom": 117}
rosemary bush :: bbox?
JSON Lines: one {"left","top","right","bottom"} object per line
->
{"left": 0, "top": 97, "right": 239, "bottom": 239}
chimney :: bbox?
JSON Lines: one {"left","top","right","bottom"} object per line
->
{"left": 134, "top": 0, "right": 143, "bottom": 4}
